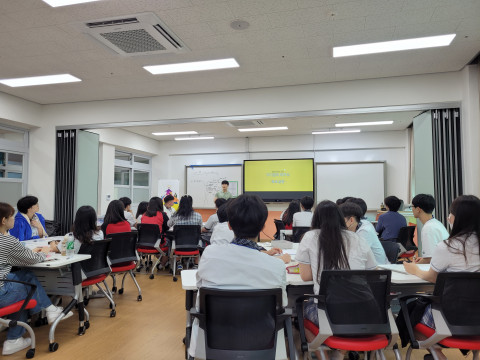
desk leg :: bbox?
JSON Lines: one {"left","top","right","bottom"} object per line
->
{"left": 184, "top": 289, "right": 196, "bottom": 359}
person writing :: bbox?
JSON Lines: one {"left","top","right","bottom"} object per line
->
{"left": 9, "top": 196, "right": 47, "bottom": 241}
{"left": 402, "top": 195, "right": 480, "bottom": 360}
{"left": 213, "top": 180, "right": 233, "bottom": 202}
{"left": 0, "top": 202, "right": 73, "bottom": 355}
{"left": 411, "top": 194, "right": 449, "bottom": 264}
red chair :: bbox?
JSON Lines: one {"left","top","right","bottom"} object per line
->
{"left": 398, "top": 272, "right": 480, "bottom": 360}
{"left": 78, "top": 239, "right": 116, "bottom": 318}
{"left": 136, "top": 223, "right": 169, "bottom": 279}
{"left": 0, "top": 280, "right": 37, "bottom": 359}
{"left": 107, "top": 231, "right": 142, "bottom": 301}
{"left": 296, "top": 270, "right": 400, "bottom": 360}
{"left": 171, "top": 225, "right": 201, "bottom": 282}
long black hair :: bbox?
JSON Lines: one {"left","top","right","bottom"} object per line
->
{"left": 282, "top": 199, "right": 300, "bottom": 226}
{"left": 73, "top": 206, "right": 98, "bottom": 245}
{"left": 102, "top": 200, "right": 126, "bottom": 234}
{"left": 145, "top": 197, "right": 164, "bottom": 217}
{"left": 446, "top": 195, "right": 480, "bottom": 261}
{"left": 136, "top": 201, "right": 148, "bottom": 219}
{"left": 176, "top": 195, "right": 194, "bottom": 218}
{"left": 311, "top": 200, "right": 350, "bottom": 282}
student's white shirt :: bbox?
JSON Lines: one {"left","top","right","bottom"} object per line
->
{"left": 124, "top": 211, "right": 136, "bottom": 227}
{"left": 292, "top": 210, "right": 313, "bottom": 227}
{"left": 296, "top": 229, "right": 377, "bottom": 295}
{"left": 421, "top": 218, "right": 449, "bottom": 258}
{"left": 209, "top": 222, "right": 234, "bottom": 245}
{"left": 189, "top": 243, "right": 287, "bottom": 357}
{"left": 164, "top": 207, "right": 176, "bottom": 219}
{"left": 357, "top": 220, "right": 389, "bottom": 264}
{"left": 203, "top": 213, "right": 219, "bottom": 232}
{"left": 430, "top": 234, "right": 480, "bottom": 273}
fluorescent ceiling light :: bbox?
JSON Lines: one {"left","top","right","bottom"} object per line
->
{"left": 333, "top": 34, "right": 456, "bottom": 57}
{"left": 312, "top": 130, "right": 361, "bottom": 135}
{"left": 152, "top": 131, "right": 198, "bottom": 136}
{"left": 42, "top": 0, "right": 100, "bottom": 7}
{"left": 335, "top": 121, "right": 393, "bottom": 127}
{"left": 144, "top": 58, "right": 239, "bottom": 75}
{"left": 238, "top": 127, "right": 288, "bottom": 132}
{"left": 0, "top": 74, "right": 81, "bottom": 87}
{"left": 175, "top": 136, "right": 215, "bottom": 141}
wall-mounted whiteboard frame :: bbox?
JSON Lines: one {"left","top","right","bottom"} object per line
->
{"left": 186, "top": 164, "right": 242, "bottom": 209}
{"left": 315, "top": 161, "right": 385, "bottom": 210}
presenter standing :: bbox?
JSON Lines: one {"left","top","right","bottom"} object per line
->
{"left": 213, "top": 180, "right": 233, "bottom": 202}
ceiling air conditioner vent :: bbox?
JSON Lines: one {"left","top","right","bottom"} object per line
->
{"left": 75, "top": 12, "right": 188, "bottom": 56}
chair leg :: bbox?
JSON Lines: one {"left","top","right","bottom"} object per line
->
{"left": 405, "top": 346, "right": 413, "bottom": 360}
{"left": 393, "top": 346, "right": 401, "bottom": 360}
{"left": 128, "top": 270, "right": 142, "bottom": 301}
{"left": 472, "top": 350, "right": 479, "bottom": 360}
{"left": 96, "top": 281, "right": 116, "bottom": 317}
{"left": 121, "top": 272, "right": 128, "bottom": 291}
{"left": 111, "top": 274, "right": 117, "bottom": 293}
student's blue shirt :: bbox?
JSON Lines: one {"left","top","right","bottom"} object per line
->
{"left": 375, "top": 211, "right": 407, "bottom": 240}
{"left": 9, "top": 212, "right": 46, "bottom": 241}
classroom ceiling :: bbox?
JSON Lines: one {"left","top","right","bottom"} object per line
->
{"left": 122, "top": 110, "right": 421, "bottom": 139}
{"left": 0, "top": 0, "right": 479, "bottom": 106}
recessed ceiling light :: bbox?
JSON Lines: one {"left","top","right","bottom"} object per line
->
{"left": 238, "top": 127, "right": 288, "bottom": 132}
{"left": 152, "top": 131, "right": 198, "bottom": 136}
{"left": 175, "top": 136, "right": 215, "bottom": 141}
{"left": 42, "top": 0, "right": 100, "bottom": 7}
{"left": 312, "top": 130, "right": 361, "bottom": 135}
{"left": 335, "top": 121, "right": 393, "bottom": 127}
{"left": 0, "top": 74, "right": 81, "bottom": 87}
{"left": 333, "top": 34, "right": 456, "bottom": 57}
{"left": 144, "top": 58, "right": 239, "bottom": 75}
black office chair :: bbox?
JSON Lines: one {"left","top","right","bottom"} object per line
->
{"left": 136, "top": 223, "right": 169, "bottom": 279}
{"left": 171, "top": 225, "right": 201, "bottom": 282}
{"left": 296, "top": 270, "right": 400, "bottom": 360}
{"left": 394, "top": 226, "right": 417, "bottom": 260}
{"left": 398, "top": 272, "right": 480, "bottom": 360}
{"left": 273, "top": 219, "right": 285, "bottom": 240}
{"left": 190, "top": 287, "right": 295, "bottom": 360}
{"left": 292, "top": 226, "right": 310, "bottom": 243}
{"left": 107, "top": 231, "right": 142, "bottom": 301}
{"left": 78, "top": 239, "right": 116, "bottom": 317}
{"left": 381, "top": 240, "right": 401, "bottom": 264}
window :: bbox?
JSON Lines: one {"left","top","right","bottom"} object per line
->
{"left": 114, "top": 151, "right": 151, "bottom": 204}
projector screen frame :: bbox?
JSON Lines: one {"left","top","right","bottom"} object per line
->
{"left": 243, "top": 158, "right": 315, "bottom": 203}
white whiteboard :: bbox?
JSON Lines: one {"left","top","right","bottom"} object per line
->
{"left": 315, "top": 162, "right": 385, "bottom": 210}
{"left": 186, "top": 165, "right": 242, "bottom": 208}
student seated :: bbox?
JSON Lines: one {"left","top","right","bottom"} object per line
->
{"left": 190, "top": 194, "right": 290, "bottom": 358}
{"left": 163, "top": 194, "right": 176, "bottom": 220}
{"left": 340, "top": 201, "right": 388, "bottom": 264}
{"left": 296, "top": 200, "right": 376, "bottom": 360}
{"left": 411, "top": 194, "right": 449, "bottom": 264}
{"left": 135, "top": 201, "right": 148, "bottom": 224}
{"left": 376, "top": 195, "right": 407, "bottom": 241}
{"left": 9, "top": 196, "right": 47, "bottom": 241}
{"left": 201, "top": 198, "right": 227, "bottom": 244}
{"left": 167, "top": 195, "right": 202, "bottom": 228}
{"left": 280, "top": 199, "right": 301, "bottom": 230}
{"left": 119, "top": 197, "right": 136, "bottom": 228}
{"left": 101, "top": 200, "right": 131, "bottom": 235}
{"left": 141, "top": 197, "right": 169, "bottom": 234}
{"left": 292, "top": 196, "right": 314, "bottom": 227}
{"left": 0, "top": 202, "right": 73, "bottom": 356}
{"left": 402, "top": 195, "right": 480, "bottom": 360}
{"left": 209, "top": 202, "right": 234, "bottom": 245}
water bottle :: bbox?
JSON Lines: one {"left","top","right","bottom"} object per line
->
{"left": 66, "top": 232, "right": 75, "bottom": 258}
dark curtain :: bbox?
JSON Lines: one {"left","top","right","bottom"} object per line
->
{"left": 431, "top": 109, "right": 462, "bottom": 226}
{"left": 55, "top": 129, "right": 77, "bottom": 234}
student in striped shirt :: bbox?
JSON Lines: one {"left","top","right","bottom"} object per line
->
{"left": 0, "top": 202, "right": 72, "bottom": 355}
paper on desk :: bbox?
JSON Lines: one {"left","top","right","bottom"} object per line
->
{"left": 378, "top": 264, "right": 430, "bottom": 274}
{"left": 282, "top": 249, "right": 297, "bottom": 256}
{"left": 23, "top": 239, "right": 50, "bottom": 250}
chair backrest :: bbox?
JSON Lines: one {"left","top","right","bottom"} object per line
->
{"left": 107, "top": 231, "right": 138, "bottom": 265}
{"left": 434, "top": 272, "right": 480, "bottom": 336}
{"left": 396, "top": 226, "right": 416, "bottom": 249}
{"left": 78, "top": 239, "right": 112, "bottom": 279}
{"left": 196, "top": 287, "right": 284, "bottom": 359}
{"left": 380, "top": 240, "right": 400, "bottom": 264}
{"left": 173, "top": 225, "right": 201, "bottom": 250}
{"left": 273, "top": 219, "right": 285, "bottom": 240}
{"left": 292, "top": 226, "right": 310, "bottom": 243}
{"left": 318, "top": 270, "right": 392, "bottom": 336}
{"left": 136, "top": 223, "right": 161, "bottom": 248}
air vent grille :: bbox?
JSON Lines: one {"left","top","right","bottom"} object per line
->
{"left": 86, "top": 18, "right": 139, "bottom": 28}
{"left": 101, "top": 29, "right": 166, "bottom": 53}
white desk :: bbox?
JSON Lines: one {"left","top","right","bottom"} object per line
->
{"left": 21, "top": 252, "right": 91, "bottom": 351}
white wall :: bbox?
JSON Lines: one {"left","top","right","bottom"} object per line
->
{"left": 98, "top": 143, "right": 114, "bottom": 215}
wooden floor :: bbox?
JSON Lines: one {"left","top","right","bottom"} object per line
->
{"left": 0, "top": 269, "right": 471, "bottom": 360}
